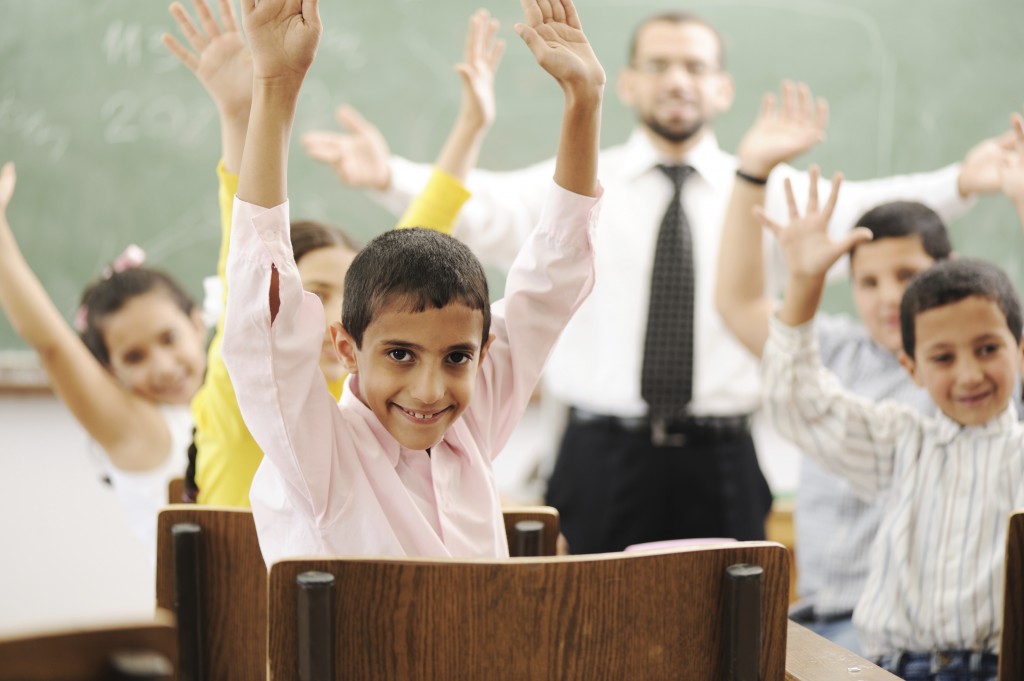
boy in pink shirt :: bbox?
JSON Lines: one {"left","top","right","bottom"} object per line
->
{"left": 222, "top": 0, "right": 605, "bottom": 565}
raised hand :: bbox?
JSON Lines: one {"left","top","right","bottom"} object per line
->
{"left": 455, "top": 10, "right": 505, "bottom": 131}
{"left": 758, "top": 165, "right": 872, "bottom": 282}
{"left": 737, "top": 81, "right": 828, "bottom": 179}
{"left": 162, "top": 0, "right": 253, "bottom": 119}
{"left": 957, "top": 125, "right": 1018, "bottom": 197}
{"left": 515, "top": 0, "right": 605, "bottom": 92}
{"left": 241, "top": 0, "right": 321, "bottom": 83}
{"left": 301, "top": 106, "right": 391, "bottom": 191}
{"left": 1000, "top": 112, "right": 1024, "bottom": 208}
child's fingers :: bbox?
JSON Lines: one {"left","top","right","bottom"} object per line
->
{"left": 169, "top": 2, "right": 208, "bottom": 53}
{"left": 336, "top": 105, "right": 375, "bottom": 137}
{"left": 816, "top": 97, "right": 829, "bottom": 132}
{"left": 299, "top": 132, "right": 342, "bottom": 164}
{"left": 488, "top": 38, "right": 507, "bottom": 73}
{"left": 561, "top": 0, "right": 583, "bottom": 30}
{"left": 836, "top": 227, "right": 874, "bottom": 254}
{"left": 160, "top": 33, "right": 199, "bottom": 71}
{"left": 754, "top": 206, "right": 784, "bottom": 239}
{"left": 797, "top": 82, "right": 812, "bottom": 122}
{"left": 548, "top": 0, "right": 567, "bottom": 25}
{"left": 823, "top": 172, "right": 844, "bottom": 219}
{"left": 759, "top": 92, "right": 776, "bottom": 121}
{"left": 191, "top": 0, "right": 222, "bottom": 39}
{"left": 513, "top": 22, "right": 546, "bottom": 62}
{"left": 218, "top": 0, "right": 241, "bottom": 33}
{"left": 807, "top": 164, "right": 820, "bottom": 212}
{"left": 0, "top": 162, "right": 16, "bottom": 208}
{"left": 783, "top": 177, "right": 800, "bottom": 219}
{"left": 780, "top": 80, "right": 796, "bottom": 120}
{"left": 518, "top": 0, "right": 544, "bottom": 27}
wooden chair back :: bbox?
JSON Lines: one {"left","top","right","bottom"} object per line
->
{"left": 1000, "top": 510, "right": 1024, "bottom": 681}
{"left": 155, "top": 506, "right": 265, "bottom": 681}
{"left": 166, "top": 477, "right": 188, "bottom": 505}
{"left": 501, "top": 505, "right": 560, "bottom": 556}
{"left": 0, "top": 611, "right": 177, "bottom": 681}
{"left": 267, "top": 542, "right": 790, "bottom": 680}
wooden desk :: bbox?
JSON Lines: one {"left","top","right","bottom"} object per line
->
{"left": 785, "top": 621, "right": 898, "bottom": 680}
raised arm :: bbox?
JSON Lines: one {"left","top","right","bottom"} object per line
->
{"left": 163, "top": 0, "right": 253, "bottom": 173}
{"left": 762, "top": 166, "right": 872, "bottom": 327}
{"left": 393, "top": 8, "right": 504, "bottom": 232}
{"left": 300, "top": 105, "right": 392, "bottom": 192}
{"left": 238, "top": 0, "right": 321, "bottom": 209}
{"left": 715, "top": 81, "right": 827, "bottom": 356}
{"left": 0, "top": 164, "right": 170, "bottom": 464}
{"left": 515, "top": 0, "right": 603, "bottom": 197}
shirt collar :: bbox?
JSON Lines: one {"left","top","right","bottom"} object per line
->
{"left": 619, "top": 127, "right": 735, "bottom": 193}
{"left": 931, "top": 402, "right": 1020, "bottom": 445}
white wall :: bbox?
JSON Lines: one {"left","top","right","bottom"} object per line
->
{"left": 0, "top": 393, "right": 154, "bottom": 637}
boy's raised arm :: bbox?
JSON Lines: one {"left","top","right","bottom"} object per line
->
{"left": 238, "top": 0, "right": 321, "bottom": 209}
{"left": 163, "top": 0, "right": 253, "bottom": 175}
{"left": 763, "top": 167, "right": 872, "bottom": 328}
{"left": 515, "top": 0, "right": 603, "bottom": 198}
{"left": 715, "top": 82, "right": 827, "bottom": 356}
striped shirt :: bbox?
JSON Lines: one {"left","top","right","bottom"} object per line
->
{"left": 762, "top": 316, "right": 1024, "bottom": 657}
{"left": 796, "top": 314, "right": 933, "bottom": 617}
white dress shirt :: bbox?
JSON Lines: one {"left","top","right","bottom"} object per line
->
{"left": 378, "top": 129, "right": 970, "bottom": 418}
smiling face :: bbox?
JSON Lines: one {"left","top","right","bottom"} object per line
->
{"left": 900, "top": 295, "right": 1024, "bottom": 426}
{"left": 850, "top": 235, "right": 938, "bottom": 354}
{"left": 297, "top": 244, "right": 357, "bottom": 383}
{"left": 332, "top": 299, "right": 493, "bottom": 450}
{"left": 617, "top": 19, "right": 734, "bottom": 153}
{"left": 102, "top": 290, "right": 207, "bottom": 405}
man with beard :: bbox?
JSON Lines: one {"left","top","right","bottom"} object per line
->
{"left": 306, "top": 12, "right": 1005, "bottom": 553}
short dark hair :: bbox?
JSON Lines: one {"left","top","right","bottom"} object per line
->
{"left": 849, "top": 201, "right": 952, "bottom": 266}
{"left": 899, "top": 258, "right": 1022, "bottom": 358}
{"left": 291, "top": 219, "right": 360, "bottom": 262}
{"left": 79, "top": 268, "right": 196, "bottom": 365}
{"left": 342, "top": 228, "right": 490, "bottom": 348}
{"left": 627, "top": 12, "right": 726, "bottom": 67}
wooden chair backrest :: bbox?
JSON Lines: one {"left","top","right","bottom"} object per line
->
{"left": 0, "top": 611, "right": 177, "bottom": 681}
{"left": 166, "top": 477, "right": 188, "bottom": 505}
{"left": 155, "top": 506, "right": 265, "bottom": 681}
{"left": 1000, "top": 510, "right": 1024, "bottom": 681}
{"left": 267, "top": 542, "right": 790, "bottom": 681}
{"left": 501, "top": 505, "right": 560, "bottom": 556}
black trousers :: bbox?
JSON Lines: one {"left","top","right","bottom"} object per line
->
{"left": 545, "top": 416, "right": 773, "bottom": 554}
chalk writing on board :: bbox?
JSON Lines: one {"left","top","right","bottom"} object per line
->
{"left": 103, "top": 20, "right": 181, "bottom": 74}
{"left": 100, "top": 91, "right": 216, "bottom": 146}
{"left": 0, "top": 95, "right": 71, "bottom": 163}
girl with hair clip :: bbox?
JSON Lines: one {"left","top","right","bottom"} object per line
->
{"left": 0, "top": 162, "right": 206, "bottom": 559}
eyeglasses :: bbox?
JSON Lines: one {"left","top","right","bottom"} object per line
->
{"left": 631, "top": 60, "right": 719, "bottom": 77}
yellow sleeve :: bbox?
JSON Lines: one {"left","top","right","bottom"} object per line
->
{"left": 395, "top": 167, "right": 470, "bottom": 233}
{"left": 190, "top": 162, "right": 263, "bottom": 508}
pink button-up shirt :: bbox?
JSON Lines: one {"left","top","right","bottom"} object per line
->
{"left": 222, "top": 183, "right": 600, "bottom": 566}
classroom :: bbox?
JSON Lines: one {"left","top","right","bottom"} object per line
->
{"left": 2, "top": 0, "right": 1024, "bottom": 678}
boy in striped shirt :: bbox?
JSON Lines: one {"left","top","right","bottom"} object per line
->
{"left": 759, "top": 164, "right": 1024, "bottom": 679}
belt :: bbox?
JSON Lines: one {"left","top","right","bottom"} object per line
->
{"left": 568, "top": 407, "right": 751, "bottom": 446}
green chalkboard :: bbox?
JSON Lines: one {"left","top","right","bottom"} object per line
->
{"left": 2, "top": 0, "right": 1024, "bottom": 351}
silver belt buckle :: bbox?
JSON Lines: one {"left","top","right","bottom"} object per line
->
{"left": 651, "top": 418, "right": 686, "bottom": 447}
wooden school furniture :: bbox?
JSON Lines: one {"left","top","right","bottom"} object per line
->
{"left": 1000, "top": 509, "right": 1024, "bottom": 681}
{"left": 267, "top": 542, "right": 790, "bottom": 680}
{"left": 0, "top": 610, "right": 177, "bottom": 681}
{"left": 784, "top": 620, "right": 899, "bottom": 681}
{"left": 155, "top": 506, "right": 266, "bottom": 681}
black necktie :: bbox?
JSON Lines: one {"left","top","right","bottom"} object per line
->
{"left": 641, "top": 164, "right": 695, "bottom": 434}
